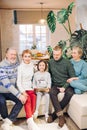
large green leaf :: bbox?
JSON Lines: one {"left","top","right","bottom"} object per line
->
{"left": 57, "top": 2, "right": 75, "bottom": 24}
{"left": 47, "top": 11, "right": 56, "bottom": 33}
{"left": 67, "top": 2, "right": 75, "bottom": 14}
{"left": 57, "top": 9, "right": 68, "bottom": 24}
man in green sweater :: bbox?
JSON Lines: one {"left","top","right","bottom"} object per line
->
{"left": 47, "top": 45, "right": 76, "bottom": 127}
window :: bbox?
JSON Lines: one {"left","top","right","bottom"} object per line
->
{"left": 19, "top": 24, "right": 50, "bottom": 53}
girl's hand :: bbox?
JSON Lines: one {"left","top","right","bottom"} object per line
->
{"left": 34, "top": 88, "right": 40, "bottom": 92}
{"left": 45, "top": 88, "right": 50, "bottom": 93}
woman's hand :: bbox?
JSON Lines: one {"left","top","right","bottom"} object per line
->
{"left": 67, "top": 77, "right": 78, "bottom": 83}
{"left": 22, "top": 91, "right": 28, "bottom": 97}
{"left": 18, "top": 94, "right": 27, "bottom": 104}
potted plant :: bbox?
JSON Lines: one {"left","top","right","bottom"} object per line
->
{"left": 47, "top": 2, "right": 87, "bottom": 61}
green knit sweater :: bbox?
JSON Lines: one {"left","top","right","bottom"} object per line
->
{"left": 48, "top": 57, "right": 75, "bottom": 88}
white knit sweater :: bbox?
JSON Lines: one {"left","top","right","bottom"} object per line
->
{"left": 17, "top": 61, "right": 34, "bottom": 92}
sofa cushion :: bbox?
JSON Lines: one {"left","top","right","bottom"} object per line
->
{"left": 6, "top": 100, "right": 15, "bottom": 105}
{"left": 68, "top": 93, "right": 87, "bottom": 116}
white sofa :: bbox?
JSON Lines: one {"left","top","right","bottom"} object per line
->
{"left": 4, "top": 93, "right": 63, "bottom": 119}
{"left": 67, "top": 93, "right": 87, "bottom": 129}
{"left": 4, "top": 92, "right": 87, "bottom": 129}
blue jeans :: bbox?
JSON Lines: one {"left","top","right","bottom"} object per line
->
{"left": 0, "top": 93, "right": 23, "bottom": 121}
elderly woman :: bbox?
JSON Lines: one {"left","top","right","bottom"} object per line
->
{"left": 67, "top": 45, "right": 87, "bottom": 94}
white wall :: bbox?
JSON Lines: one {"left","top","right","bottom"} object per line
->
{"left": 0, "top": 10, "right": 20, "bottom": 58}
{"left": 76, "top": 0, "right": 87, "bottom": 30}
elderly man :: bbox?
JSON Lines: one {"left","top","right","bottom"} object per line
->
{"left": 0, "top": 47, "right": 27, "bottom": 130}
{"left": 48, "top": 45, "right": 76, "bottom": 127}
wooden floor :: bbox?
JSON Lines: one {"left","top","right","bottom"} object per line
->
{"left": 0, "top": 114, "right": 82, "bottom": 130}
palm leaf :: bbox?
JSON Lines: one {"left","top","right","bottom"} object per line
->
{"left": 47, "top": 11, "right": 56, "bottom": 33}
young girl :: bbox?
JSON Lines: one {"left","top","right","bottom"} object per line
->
{"left": 67, "top": 45, "right": 87, "bottom": 94}
{"left": 33, "top": 60, "right": 51, "bottom": 122}
{"left": 17, "top": 49, "right": 39, "bottom": 130}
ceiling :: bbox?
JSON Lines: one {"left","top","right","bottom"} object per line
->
{"left": 0, "top": 0, "right": 75, "bottom": 10}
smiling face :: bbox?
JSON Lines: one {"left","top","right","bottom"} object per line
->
{"left": 38, "top": 61, "right": 46, "bottom": 72}
{"left": 22, "top": 49, "right": 32, "bottom": 64}
{"left": 22, "top": 53, "right": 31, "bottom": 64}
{"left": 6, "top": 48, "right": 17, "bottom": 64}
{"left": 71, "top": 46, "right": 83, "bottom": 61}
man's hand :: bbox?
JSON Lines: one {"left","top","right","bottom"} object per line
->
{"left": 18, "top": 94, "right": 27, "bottom": 104}
{"left": 57, "top": 87, "right": 65, "bottom": 93}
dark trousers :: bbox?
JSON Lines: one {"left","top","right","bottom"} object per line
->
{"left": 49, "top": 86, "right": 74, "bottom": 119}
{"left": 0, "top": 93, "right": 23, "bottom": 121}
